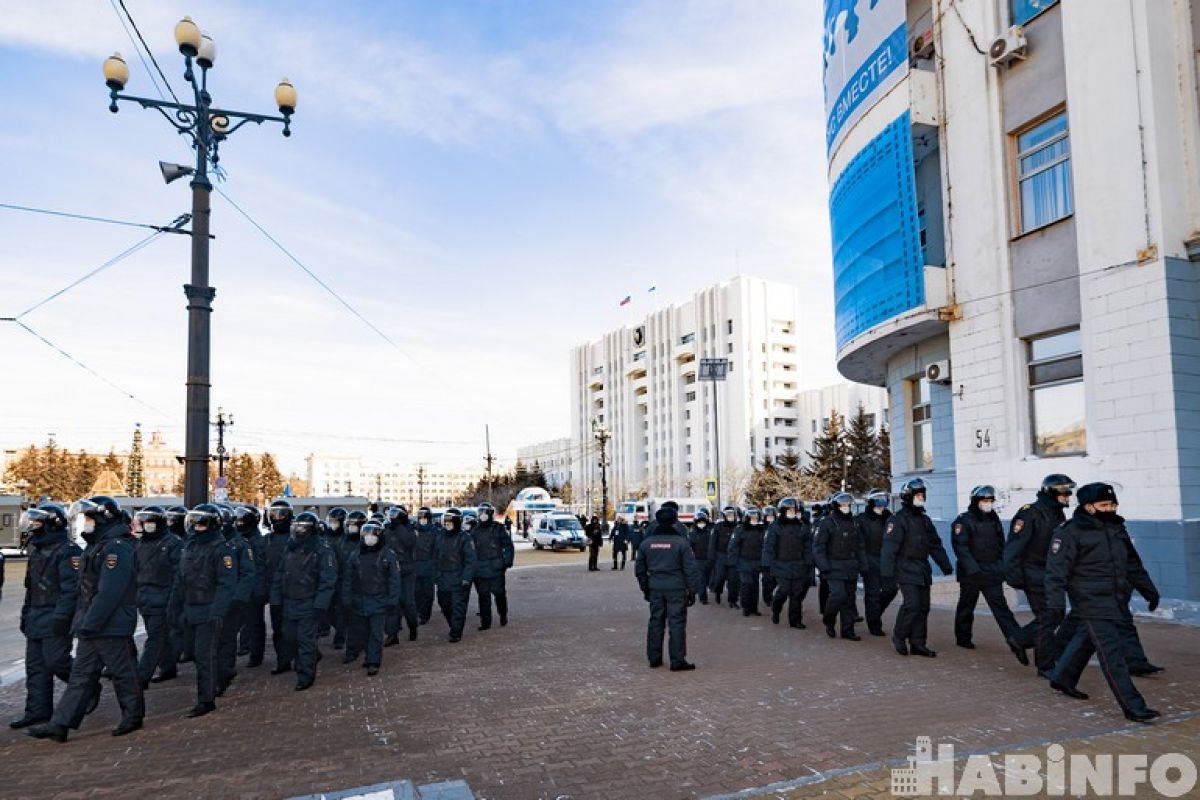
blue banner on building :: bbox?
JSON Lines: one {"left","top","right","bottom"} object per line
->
{"left": 823, "top": 0, "right": 908, "bottom": 155}
{"left": 829, "top": 111, "right": 923, "bottom": 350}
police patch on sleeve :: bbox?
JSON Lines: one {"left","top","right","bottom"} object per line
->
{"left": 953, "top": 523, "right": 963, "bottom": 535}
{"left": 1050, "top": 538, "right": 1062, "bottom": 555}
{"left": 885, "top": 523, "right": 895, "bottom": 536}
{"left": 105, "top": 554, "right": 119, "bottom": 569}
{"left": 70, "top": 556, "right": 82, "bottom": 570}
{"left": 1012, "top": 519, "right": 1025, "bottom": 535}
{"left": 247, "top": 549, "right": 254, "bottom": 561}
{"left": 223, "top": 555, "right": 234, "bottom": 569}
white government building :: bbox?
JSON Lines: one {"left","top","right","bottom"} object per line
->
{"left": 303, "top": 455, "right": 482, "bottom": 508}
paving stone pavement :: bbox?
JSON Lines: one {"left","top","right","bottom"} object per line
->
{"left": 0, "top": 561, "right": 1196, "bottom": 800}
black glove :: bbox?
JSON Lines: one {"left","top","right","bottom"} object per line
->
{"left": 941, "top": 565, "right": 954, "bottom": 577}
{"left": 52, "top": 616, "right": 71, "bottom": 637}
{"left": 686, "top": 592, "right": 696, "bottom": 607}
{"left": 1044, "top": 608, "right": 1065, "bottom": 626}
{"left": 1147, "top": 596, "right": 1160, "bottom": 612}
{"left": 19, "top": 614, "right": 27, "bottom": 636}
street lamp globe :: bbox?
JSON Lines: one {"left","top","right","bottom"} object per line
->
{"left": 274, "top": 78, "right": 297, "bottom": 115}
{"left": 197, "top": 33, "right": 217, "bottom": 69}
{"left": 174, "top": 16, "right": 202, "bottom": 57}
{"left": 103, "top": 52, "right": 129, "bottom": 90}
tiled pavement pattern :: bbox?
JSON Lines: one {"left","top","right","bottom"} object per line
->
{"left": 1, "top": 560, "right": 1196, "bottom": 799}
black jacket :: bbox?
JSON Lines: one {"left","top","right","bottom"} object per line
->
{"left": 855, "top": 509, "right": 890, "bottom": 568}
{"left": 635, "top": 522, "right": 703, "bottom": 594}
{"left": 951, "top": 506, "right": 1005, "bottom": 585}
{"left": 763, "top": 518, "right": 814, "bottom": 581}
{"left": 880, "top": 505, "right": 952, "bottom": 586}
{"left": 813, "top": 512, "right": 867, "bottom": 580}
{"left": 1044, "top": 509, "right": 1158, "bottom": 620}
{"left": 1003, "top": 493, "right": 1066, "bottom": 589}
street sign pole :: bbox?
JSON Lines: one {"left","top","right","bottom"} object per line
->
{"left": 699, "top": 358, "right": 730, "bottom": 513}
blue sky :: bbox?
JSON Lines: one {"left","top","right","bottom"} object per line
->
{"left": 0, "top": 0, "right": 835, "bottom": 474}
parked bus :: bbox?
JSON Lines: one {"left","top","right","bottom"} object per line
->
{"left": 618, "top": 497, "right": 711, "bottom": 526}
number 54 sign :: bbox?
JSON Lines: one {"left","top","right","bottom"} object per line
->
{"left": 973, "top": 428, "right": 995, "bottom": 451}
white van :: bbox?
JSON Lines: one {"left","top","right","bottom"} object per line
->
{"left": 530, "top": 513, "right": 588, "bottom": 551}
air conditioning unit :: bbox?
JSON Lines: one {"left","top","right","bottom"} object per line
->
{"left": 909, "top": 30, "right": 934, "bottom": 60}
{"left": 989, "top": 26, "right": 1027, "bottom": 66}
{"left": 926, "top": 360, "right": 952, "bottom": 384}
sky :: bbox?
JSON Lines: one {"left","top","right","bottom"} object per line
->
{"left": 0, "top": 0, "right": 837, "bottom": 476}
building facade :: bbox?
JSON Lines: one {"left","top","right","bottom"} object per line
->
{"left": 823, "top": 0, "right": 1200, "bottom": 601}
{"left": 515, "top": 437, "right": 575, "bottom": 491}
{"left": 570, "top": 275, "right": 804, "bottom": 509}
{"left": 304, "top": 455, "right": 482, "bottom": 508}
{"left": 794, "top": 382, "right": 889, "bottom": 466}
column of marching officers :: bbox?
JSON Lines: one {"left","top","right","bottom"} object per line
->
{"left": 11, "top": 496, "right": 513, "bottom": 743}
{"left": 632, "top": 474, "right": 1165, "bottom": 724}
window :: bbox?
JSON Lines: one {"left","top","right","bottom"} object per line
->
{"left": 1011, "top": 0, "right": 1058, "bottom": 26}
{"left": 1016, "top": 111, "right": 1072, "bottom": 233}
{"left": 910, "top": 377, "right": 933, "bottom": 470}
{"left": 685, "top": 410, "right": 691, "bottom": 420}
{"left": 865, "top": 413, "right": 876, "bottom": 429}
{"left": 811, "top": 420, "right": 817, "bottom": 433}
{"left": 726, "top": 320, "right": 733, "bottom": 335}
{"left": 685, "top": 391, "right": 696, "bottom": 402}
{"left": 726, "top": 342, "right": 734, "bottom": 354}
{"left": 1028, "top": 329, "right": 1086, "bottom": 456}
{"left": 680, "top": 332, "right": 695, "bottom": 344}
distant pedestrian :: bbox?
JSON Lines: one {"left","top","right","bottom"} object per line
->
{"left": 611, "top": 516, "right": 630, "bottom": 570}
{"left": 586, "top": 516, "right": 604, "bottom": 571}
{"left": 635, "top": 506, "right": 703, "bottom": 671}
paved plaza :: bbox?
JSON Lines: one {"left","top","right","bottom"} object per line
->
{"left": 1, "top": 550, "right": 1197, "bottom": 799}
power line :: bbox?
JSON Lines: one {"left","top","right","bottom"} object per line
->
{"left": 113, "top": 0, "right": 182, "bottom": 107}
{"left": 0, "top": 202, "right": 192, "bottom": 234}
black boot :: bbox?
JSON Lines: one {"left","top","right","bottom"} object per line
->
{"left": 28, "top": 724, "right": 68, "bottom": 742}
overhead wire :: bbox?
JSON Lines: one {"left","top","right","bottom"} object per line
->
{"left": 111, "top": 0, "right": 182, "bottom": 106}
{"left": 0, "top": 202, "right": 192, "bottom": 234}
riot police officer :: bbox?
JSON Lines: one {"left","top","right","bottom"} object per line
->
{"left": 270, "top": 511, "right": 338, "bottom": 690}
{"left": 585, "top": 515, "right": 604, "bottom": 570}
{"left": 855, "top": 491, "right": 894, "bottom": 636}
{"left": 1045, "top": 483, "right": 1161, "bottom": 723}
{"left": 235, "top": 506, "right": 269, "bottom": 667}
{"left": 433, "top": 508, "right": 477, "bottom": 643}
{"left": 471, "top": 503, "right": 514, "bottom": 630}
{"left": 635, "top": 506, "right": 703, "bottom": 670}
{"left": 215, "top": 503, "right": 256, "bottom": 696}
{"left": 412, "top": 507, "right": 438, "bottom": 624}
{"left": 708, "top": 506, "right": 741, "bottom": 608}
{"left": 814, "top": 492, "right": 867, "bottom": 640}
{"left": 611, "top": 515, "right": 631, "bottom": 570}
{"left": 132, "top": 505, "right": 182, "bottom": 687}
{"left": 164, "top": 505, "right": 190, "bottom": 664}
{"left": 1004, "top": 474, "right": 1075, "bottom": 673}
{"left": 764, "top": 497, "right": 813, "bottom": 628}
{"left": 880, "top": 479, "right": 953, "bottom": 657}
{"left": 760, "top": 505, "right": 779, "bottom": 606}
{"left": 341, "top": 521, "right": 402, "bottom": 675}
{"left": 951, "top": 486, "right": 1022, "bottom": 654}
{"left": 263, "top": 500, "right": 295, "bottom": 671}
{"left": 629, "top": 518, "right": 645, "bottom": 562}
{"left": 170, "top": 504, "right": 236, "bottom": 718}
{"left": 728, "top": 506, "right": 767, "bottom": 616}
{"left": 687, "top": 509, "right": 713, "bottom": 604}
{"left": 11, "top": 504, "right": 80, "bottom": 730}
{"left": 30, "top": 497, "right": 142, "bottom": 742}
{"left": 383, "top": 505, "right": 419, "bottom": 645}
{"left": 321, "top": 507, "right": 350, "bottom": 649}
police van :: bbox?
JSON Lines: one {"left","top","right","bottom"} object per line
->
{"left": 619, "top": 497, "right": 710, "bottom": 526}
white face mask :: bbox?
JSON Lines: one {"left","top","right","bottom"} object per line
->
{"left": 978, "top": 501, "right": 994, "bottom": 514}
{"left": 362, "top": 533, "right": 379, "bottom": 547}
{"left": 348, "top": 524, "right": 360, "bottom": 534}
{"left": 912, "top": 498, "right": 926, "bottom": 508}
{"left": 838, "top": 504, "right": 851, "bottom": 515}
{"left": 329, "top": 521, "right": 342, "bottom": 531}
{"left": 724, "top": 513, "right": 736, "bottom": 523}
{"left": 785, "top": 509, "right": 797, "bottom": 519}
{"left": 83, "top": 519, "right": 96, "bottom": 534}
{"left": 696, "top": 521, "right": 706, "bottom": 528}
{"left": 142, "top": 522, "right": 157, "bottom": 534}
{"left": 872, "top": 506, "right": 885, "bottom": 515}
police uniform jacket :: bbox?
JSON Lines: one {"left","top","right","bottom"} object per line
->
{"left": 270, "top": 535, "right": 338, "bottom": 620}
{"left": 472, "top": 520, "right": 514, "bottom": 579}
{"left": 1044, "top": 509, "right": 1158, "bottom": 620}
{"left": 951, "top": 507, "right": 1005, "bottom": 585}
{"left": 385, "top": 520, "right": 417, "bottom": 573}
{"left": 628, "top": 524, "right": 645, "bottom": 554}
{"left": 74, "top": 518, "right": 138, "bottom": 637}
{"left": 635, "top": 524, "right": 703, "bottom": 594}
{"left": 707, "top": 521, "right": 738, "bottom": 566}
{"left": 413, "top": 523, "right": 438, "bottom": 577}
{"left": 1003, "top": 493, "right": 1066, "bottom": 590}
{"left": 264, "top": 530, "right": 291, "bottom": 598}
{"left": 879, "top": 505, "right": 952, "bottom": 587}
{"left": 763, "top": 518, "right": 815, "bottom": 581}
{"left": 246, "top": 531, "right": 270, "bottom": 599}
{"left": 813, "top": 512, "right": 868, "bottom": 580}
{"left": 433, "top": 529, "right": 477, "bottom": 590}
{"left": 728, "top": 522, "right": 767, "bottom": 571}
{"left": 21, "top": 528, "right": 82, "bottom": 639}
{"left": 225, "top": 530, "right": 258, "bottom": 604}
{"left": 172, "top": 528, "right": 237, "bottom": 625}
{"left": 134, "top": 530, "right": 182, "bottom": 610}
{"left": 854, "top": 509, "right": 890, "bottom": 571}
{"left": 687, "top": 523, "right": 711, "bottom": 561}
{"left": 341, "top": 543, "right": 402, "bottom": 615}
{"left": 337, "top": 534, "right": 361, "bottom": 579}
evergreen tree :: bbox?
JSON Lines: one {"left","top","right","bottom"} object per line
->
{"left": 100, "top": 449, "right": 125, "bottom": 480}
{"left": 528, "top": 461, "right": 549, "bottom": 489}
{"left": 871, "top": 425, "right": 893, "bottom": 490}
{"left": 68, "top": 450, "right": 102, "bottom": 499}
{"left": 3, "top": 445, "right": 44, "bottom": 497}
{"left": 226, "top": 452, "right": 259, "bottom": 503}
{"left": 126, "top": 426, "right": 146, "bottom": 497}
{"left": 776, "top": 448, "right": 802, "bottom": 470}
{"left": 844, "top": 404, "right": 877, "bottom": 495}
{"left": 257, "top": 453, "right": 284, "bottom": 499}
{"left": 803, "top": 409, "right": 847, "bottom": 497}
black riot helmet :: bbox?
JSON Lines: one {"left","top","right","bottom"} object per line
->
{"left": 721, "top": 505, "right": 738, "bottom": 523}
{"left": 360, "top": 521, "right": 384, "bottom": 546}
{"left": 764, "top": 505, "right": 777, "bottom": 522}
{"left": 134, "top": 505, "right": 166, "bottom": 538}
{"left": 867, "top": 491, "right": 890, "bottom": 512}
{"left": 778, "top": 497, "right": 801, "bottom": 520}
{"left": 744, "top": 505, "right": 762, "bottom": 524}
{"left": 325, "top": 507, "right": 348, "bottom": 535}
{"left": 831, "top": 492, "right": 854, "bottom": 516}
{"left": 462, "top": 510, "right": 479, "bottom": 530}
{"left": 73, "top": 495, "right": 122, "bottom": 523}
{"left": 165, "top": 505, "right": 188, "bottom": 535}
{"left": 185, "top": 503, "right": 222, "bottom": 536}
{"left": 899, "top": 478, "right": 928, "bottom": 505}
{"left": 20, "top": 503, "right": 70, "bottom": 540}
{"left": 417, "top": 506, "right": 432, "bottom": 524}
{"left": 233, "top": 505, "right": 261, "bottom": 534}
{"left": 478, "top": 502, "right": 495, "bottom": 523}
{"left": 216, "top": 504, "right": 235, "bottom": 528}
{"left": 1039, "top": 474, "right": 1076, "bottom": 504}
{"left": 970, "top": 485, "right": 997, "bottom": 509}
{"left": 442, "top": 508, "right": 463, "bottom": 532}
{"left": 345, "top": 510, "right": 367, "bottom": 536}
{"left": 292, "top": 511, "right": 320, "bottom": 540}
{"left": 267, "top": 499, "right": 294, "bottom": 532}
{"left": 694, "top": 508, "right": 710, "bottom": 525}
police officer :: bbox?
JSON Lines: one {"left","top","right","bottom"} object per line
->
{"left": 263, "top": 500, "right": 295, "bottom": 672}
{"left": 320, "top": 507, "right": 348, "bottom": 648}
{"left": 635, "top": 505, "right": 703, "bottom": 670}
{"left": 880, "top": 479, "right": 953, "bottom": 657}
{"left": 814, "top": 492, "right": 867, "bottom": 640}
{"left": 687, "top": 509, "right": 713, "bottom": 604}
{"left": 585, "top": 515, "right": 604, "bottom": 571}
{"left": 412, "top": 507, "right": 438, "bottom": 624}
{"left": 629, "top": 518, "right": 645, "bottom": 562}
{"left": 611, "top": 515, "right": 631, "bottom": 570}
{"left": 950, "top": 486, "right": 1022, "bottom": 654}
{"left": 472, "top": 502, "right": 514, "bottom": 630}
{"left": 1045, "top": 483, "right": 1161, "bottom": 723}
{"left": 234, "top": 506, "right": 269, "bottom": 667}
{"left": 856, "top": 491, "right": 894, "bottom": 637}
{"left": 1004, "top": 474, "right": 1075, "bottom": 673}
{"left": 164, "top": 505, "right": 191, "bottom": 664}
{"left": 270, "top": 511, "right": 337, "bottom": 690}
{"left": 383, "top": 505, "right": 419, "bottom": 645}
{"left": 341, "top": 520, "right": 402, "bottom": 675}
{"left": 760, "top": 505, "right": 779, "bottom": 606}
{"left": 764, "top": 497, "right": 813, "bottom": 628}
{"left": 11, "top": 504, "right": 80, "bottom": 729}
{"left": 170, "top": 504, "right": 236, "bottom": 718}
{"left": 729, "top": 506, "right": 768, "bottom": 616}
{"left": 132, "top": 505, "right": 182, "bottom": 687}
{"left": 434, "top": 508, "right": 477, "bottom": 642}
{"left": 708, "top": 505, "right": 741, "bottom": 608}
{"left": 216, "top": 503, "right": 256, "bottom": 696}
{"left": 30, "top": 497, "right": 143, "bottom": 742}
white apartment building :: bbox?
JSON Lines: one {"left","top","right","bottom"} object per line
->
{"left": 304, "top": 455, "right": 482, "bottom": 508}
{"left": 794, "top": 382, "right": 889, "bottom": 465}
{"left": 515, "top": 437, "right": 575, "bottom": 491}
{"left": 823, "top": 0, "right": 1200, "bottom": 602}
{"left": 570, "top": 275, "right": 803, "bottom": 510}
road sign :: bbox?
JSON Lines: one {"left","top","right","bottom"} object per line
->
{"left": 705, "top": 478, "right": 717, "bottom": 501}
{"left": 699, "top": 358, "right": 729, "bottom": 381}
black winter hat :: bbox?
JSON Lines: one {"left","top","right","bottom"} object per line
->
{"left": 1077, "top": 482, "right": 1118, "bottom": 505}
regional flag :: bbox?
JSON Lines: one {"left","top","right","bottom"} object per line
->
{"left": 619, "top": 295, "right": 631, "bottom": 306}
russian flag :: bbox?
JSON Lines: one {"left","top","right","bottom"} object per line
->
{"left": 619, "top": 295, "right": 631, "bottom": 306}
{"left": 647, "top": 285, "right": 657, "bottom": 293}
